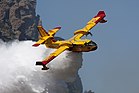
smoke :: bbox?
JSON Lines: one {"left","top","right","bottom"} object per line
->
{"left": 0, "top": 40, "right": 82, "bottom": 93}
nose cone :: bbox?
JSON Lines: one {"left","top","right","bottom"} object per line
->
{"left": 91, "top": 42, "right": 98, "bottom": 51}
{"left": 93, "top": 45, "right": 98, "bottom": 50}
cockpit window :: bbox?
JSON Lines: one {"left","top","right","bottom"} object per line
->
{"left": 86, "top": 41, "right": 97, "bottom": 46}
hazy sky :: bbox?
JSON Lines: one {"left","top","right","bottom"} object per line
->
{"left": 36, "top": 0, "right": 139, "bottom": 93}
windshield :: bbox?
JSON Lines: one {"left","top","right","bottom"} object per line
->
{"left": 87, "top": 41, "right": 97, "bottom": 46}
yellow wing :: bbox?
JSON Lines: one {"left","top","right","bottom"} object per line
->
{"left": 36, "top": 45, "right": 69, "bottom": 67}
{"left": 69, "top": 11, "right": 106, "bottom": 41}
{"left": 48, "top": 27, "right": 61, "bottom": 36}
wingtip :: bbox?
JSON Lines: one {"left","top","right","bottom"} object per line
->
{"left": 98, "top": 10, "right": 105, "bottom": 14}
{"left": 93, "top": 10, "right": 106, "bottom": 24}
{"left": 32, "top": 44, "right": 40, "bottom": 47}
{"left": 36, "top": 61, "right": 49, "bottom": 70}
{"left": 36, "top": 61, "right": 43, "bottom": 65}
{"left": 96, "top": 11, "right": 106, "bottom": 17}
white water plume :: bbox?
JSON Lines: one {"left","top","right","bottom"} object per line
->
{"left": 0, "top": 40, "right": 82, "bottom": 93}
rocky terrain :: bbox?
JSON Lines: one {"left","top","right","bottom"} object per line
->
{"left": 0, "top": 0, "right": 40, "bottom": 41}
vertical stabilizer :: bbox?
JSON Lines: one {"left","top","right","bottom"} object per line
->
{"left": 37, "top": 26, "right": 49, "bottom": 37}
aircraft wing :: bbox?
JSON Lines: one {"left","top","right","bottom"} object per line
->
{"left": 69, "top": 11, "right": 106, "bottom": 41}
{"left": 36, "top": 45, "right": 69, "bottom": 70}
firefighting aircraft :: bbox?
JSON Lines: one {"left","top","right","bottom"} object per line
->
{"left": 32, "top": 11, "right": 107, "bottom": 70}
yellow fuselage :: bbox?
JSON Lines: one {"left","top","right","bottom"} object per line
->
{"left": 45, "top": 39, "right": 97, "bottom": 52}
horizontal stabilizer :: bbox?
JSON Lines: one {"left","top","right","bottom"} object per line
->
{"left": 54, "top": 27, "right": 61, "bottom": 29}
{"left": 48, "top": 26, "right": 61, "bottom": 36}
{"left": 32, "top": 39, "right": 45, "bottom": 47}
